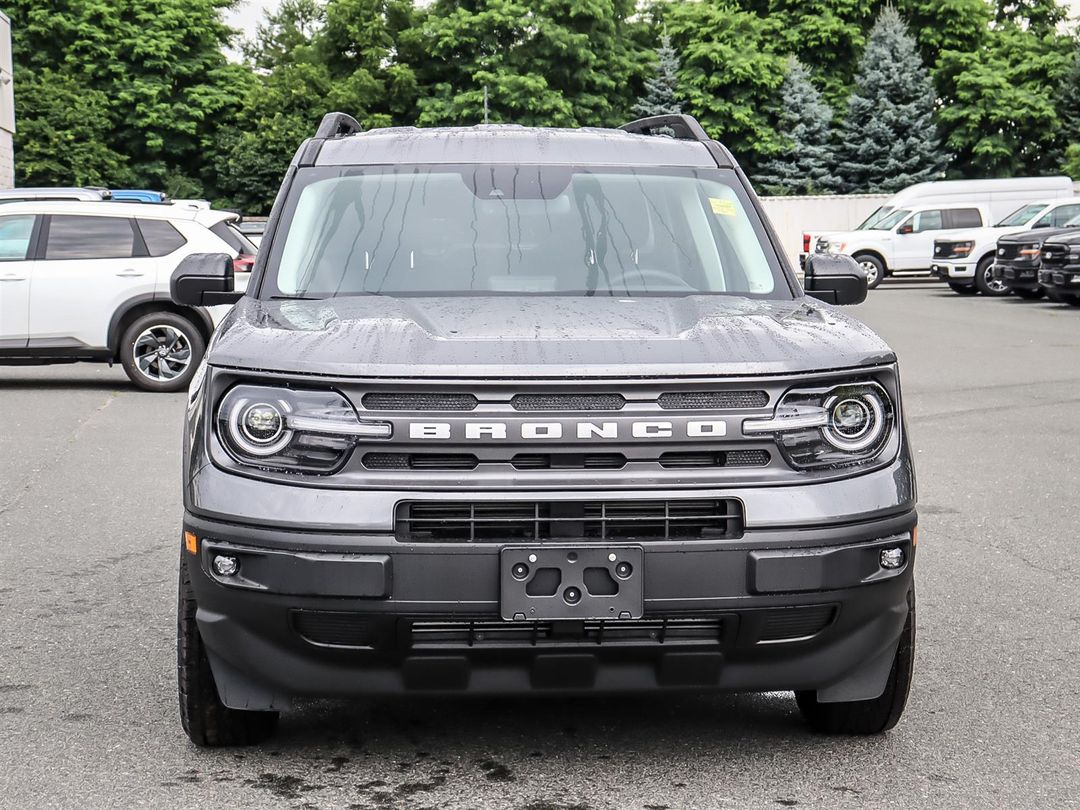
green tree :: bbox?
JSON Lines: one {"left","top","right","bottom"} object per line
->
{"left": 633, "top": 34, "right": 682, "bottom": 117}
{"left": 754, "top": 58, "right": 840, "bottom": 195}
{"left": 833, "top": 8, "right": 946, "bottom": 192}
{"left": 897, "top": 0, "right": 992, "bottom": 72}
{"left": 7, "top": 0, "right": 251, "bottom": 194}
{"left": 937, "top": 23, "right": 1074, "bottom": 176}
{"left": 14, "top": 69, "right": 132, "bottom": 187}
{"left": 664, "top": 0, "right": 788, "bottom": 171}
{"left": 741, "top": 0, "right": 876, "bottom": 106}
{"left": 415, "top": 0, "right": 646, "bottom": 127}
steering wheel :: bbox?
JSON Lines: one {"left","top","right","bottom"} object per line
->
{"left": 606, "top": 267, "right": 695, "bottom": 290}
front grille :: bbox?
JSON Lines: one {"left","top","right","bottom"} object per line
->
{"left": 511, "top": 393, "right": 625, "bottom": 411}
{"left": 659, "top": 450, "right": 770, "bottom": 469}
{"left": 658, "top": 391, "right": 768, "bottom": 409}
{"left": 1040, "top": 248, "right": 1068, "bottom": 268}
{"left": 511, "top": 453, "right": 626, "bottom": 470}
{"left": 758, "top": 606, "right": 835, "bottom": 642}
{"left": 997, "top": 243, "right": 1021, "bottom": 261}
{"left": 363, "top": 453, "right": 478, "bottom": 471}
{"left": 396, "top": 499, "right": 744, "bottom": 543}
{"left": 291, "top": 611, "right": 377, "bottom": 648}
{"left": 362, "top": 392, "right": 477, "bottom": 411}
{"left": 410, "top": 617, "right": 723, "bottom": 649}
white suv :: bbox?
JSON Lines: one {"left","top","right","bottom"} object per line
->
{"left": 809, "top": 203, "right": 987, "bottom": 289}
{"left": 0, "top": 201, "right": 256, "bottom": 392}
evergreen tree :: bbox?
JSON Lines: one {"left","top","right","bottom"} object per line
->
{"left": 414, "top": 0, "right": 647, "bottom": 128}
{"left": 754, "top": 58, "right": 840, "bottom": 195}
{"left": 633, "top": 34, "right": 681, "bottom": 117}
{"left": 664, "top": 0, "right": 789, "bottom": 171}
{"left": 833, "top": 8, "right": 945, "bottom": 193}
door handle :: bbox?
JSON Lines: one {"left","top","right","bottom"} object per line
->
{"left": 116, "top": 269, "right": 145, "bottom": 277}
{"left": 0, "top": 273, "right": 26, "bottom": 281}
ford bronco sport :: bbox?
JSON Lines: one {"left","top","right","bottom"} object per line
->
{"left": 172, "top": 113, "right": 917, "bottom": 746}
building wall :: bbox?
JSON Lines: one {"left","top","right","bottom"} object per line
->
{"left": 760, "top": 194, "right": 892, "bottom": 266}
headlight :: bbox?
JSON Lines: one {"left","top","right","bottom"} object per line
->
{"left": 217, "top": 385, "right": 391, "bottom": 473}
{"left": 825, "top": 242, "right": 846, "bottom": 254}
{"left": 1018, "top": 243, "right": 1041, "bottom": 257}
{"left": 743, "top": 382, "right": 894, "bottom": 470}
{"left": 938, "top": 241, "right": 974, "bottom": 259}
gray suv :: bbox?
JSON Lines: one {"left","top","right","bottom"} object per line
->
{"left": 172, "top": 113, "right": 916, "bottom": 746}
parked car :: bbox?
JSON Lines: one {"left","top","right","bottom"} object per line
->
{"left": 811, "top": 203, "right": 986, "bottom": 288}
{"left": 172, "top": 112, "right": 917, "bottom": 746}
{"left": 800, "top": 176, "right": 1075, "bottom": 272}
{"left": 235, "top": 219, "right": 267, "bottom": 247}
{"left": 0, "top": 187, "right": 109, "bottom": 203}
{"left": 0, "top": 200, "right": 255, "bottom": 391}
{"left": 1036, "top": 232, "right": 1080, "bottom": 306}
{"left": 992, "top": 217, "right": 1080, "bottom": 300}
{"left": 930, "top": 199, "right": 1080, "bottom": 296}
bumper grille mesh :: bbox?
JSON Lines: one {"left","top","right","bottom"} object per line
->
{"left": 396, "top": 499, "right": 743, "bottom": 543}
{"left": 362, "top": 392, "right": 477, "bottom": 411}
{"left": 511, "top": 393, "right": 626, "bottom": 411}
{"left": 658, "top": 390, "right": 768, "bottom": 409}
{"left": 659, "top": 450, "right": 770, "bottom": 469}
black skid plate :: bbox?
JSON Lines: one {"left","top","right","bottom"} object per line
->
{"left": 499, "top": 546, "right": 644, "bottom": 621}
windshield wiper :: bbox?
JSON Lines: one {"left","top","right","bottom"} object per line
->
{"left": 270, "top": 294, "right": 323, "bottom": 301}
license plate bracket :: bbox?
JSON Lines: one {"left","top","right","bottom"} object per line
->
{"left": 500, "top": 546, "right": 643, "bottom": 621}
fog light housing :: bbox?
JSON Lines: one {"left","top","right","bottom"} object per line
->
{"left": 213, "top": 554, "right": 240, "bottom": 577}
{"left": 879, "top": 547, "right": 905, "bottom": 570}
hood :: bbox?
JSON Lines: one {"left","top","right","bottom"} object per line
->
{"left": 998, "top": 225, "right": 1077, "bottom": 245}
{"left": 207, "top": 295, "right": 895, "bottom": 379}
{"left": 936, "top": 225, "right": 1025, "bottom": 244}
{"left": 1042, "top": 229, "right": 1080, "bottom": 247}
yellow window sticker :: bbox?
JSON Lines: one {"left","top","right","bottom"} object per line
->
{"left": 709, "top": 197, "right": 737, "bottom": 217}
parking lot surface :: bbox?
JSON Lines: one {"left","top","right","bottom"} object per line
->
{"left": 1, "top": 282, "right": 1078, "bottom": 809}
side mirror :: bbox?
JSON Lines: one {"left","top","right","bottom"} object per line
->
{"left": 170, "top": 253, "right": 242, "bottom": 306}
{"left": 897, "top": 223, "right": 913, "bottom": 235}
{"left": 803, "top": 253, "right": 868, "bottom": 305}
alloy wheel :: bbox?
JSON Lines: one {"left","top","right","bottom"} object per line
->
{"left": 132, "top": 325, "right": 192, "bottom": 382}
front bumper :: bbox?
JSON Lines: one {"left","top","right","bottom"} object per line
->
{"left": 1043, "top": 267, "right": 1080, "bottom": 297}
{"left": 995, "top": 262, "right": 1041, "bottom": 291}
{"left": 932, "top": 261, "right": 975, "bottom": 282}
{"left": 184, "top": 507, "right": 916, "bottom": 709}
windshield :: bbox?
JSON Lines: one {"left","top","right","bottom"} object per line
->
{"left": 871, "top": 209, "right": 912, "bottom": 230}
{"left": 264, "top": 165, "right": 789, "bottom": 299}
{"left": 995, "top": 203, "right": 1047, "bottom": 227}
{"left": 856, "top": 206, "right": 893, "bottom": 230}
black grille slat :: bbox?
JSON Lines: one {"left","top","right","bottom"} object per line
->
{"left": 511, "top": 453, "right": 626, "bottom": 470}
{"left": 511, "top": 393, "right": 626, "bottom": 411}
{"left": 410, "top": 617, "right": 723, "bottom": 648}
{"left": 291, "top": 611, "right": 376, "bottom": 648}
{"left": 396, "top": 499, "right": 743, "bottom": 543}
{"left": 363, "top": 453, "right": 478, "bottom": 471}
{"left": 659, "top": 450, "right": 770, "bottom": 469}
{"left": 362, "top": 392, "right": 477, "bottom": 411}
{"left": 659, "top": 391, "right": 768, "bottom": 409}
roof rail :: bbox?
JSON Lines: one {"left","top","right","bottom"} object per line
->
{"left": 620, "top": 114, "right": 710, "bottom": 143}
{"left": 314, "top": 112, "right": 362, "bottom": 140}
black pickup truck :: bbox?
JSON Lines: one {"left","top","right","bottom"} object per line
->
{"left": 993, "top": 224, "right": 1079, "bottom": 300}
{"left": 1037, "top": 231, "right": 1080, "bottom": 305}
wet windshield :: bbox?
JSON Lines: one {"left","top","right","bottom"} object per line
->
{"left": 265, "top": 165, "right": 790, "bottom": 299}
{"left": 995, "top": 204, "right": 1047, "bottom": 227}
{"left": 871, "top": 209, "right": 911, "bottom": 230}
{"left": 857, "top": 206, "right": 892, "bottom": 230}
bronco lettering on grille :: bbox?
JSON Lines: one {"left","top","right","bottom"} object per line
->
{"left": 407, "top": 420, "right": 728, "bottom": 440}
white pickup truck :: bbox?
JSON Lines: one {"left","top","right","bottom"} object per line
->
{"left": 929, "top": 199, "right": 1080, "bottom": 295}
{"left": 806, "top": 203, "right": 986, "bottom": 288}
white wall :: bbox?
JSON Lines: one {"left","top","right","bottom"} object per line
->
{"left": 760, "top": 193, "right": 891, "bottom": 266}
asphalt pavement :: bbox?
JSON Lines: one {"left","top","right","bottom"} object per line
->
{"left": 1, "top": 280, "right": 1078, "bottom": 809}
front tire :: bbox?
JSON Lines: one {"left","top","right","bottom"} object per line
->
{"left": 974, "top": 257, "right": 1010, "bottom": 296}
{"left": 120, "top": 311, "right": 205, "bottom": 393}
{"left": 178, "top": 556, "right": 278, "bottom": 746}
{"left": 948, "top": 282, "right": 977, "bottom": 295}
{"left": 796, "top": 590, "right": 915, "bottom": 735}
{"left": 855, "top": 254, "right": 885, "bottom": 290}
{"left": 1013, "top": 288, "right": 1045, "bottom": 300}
